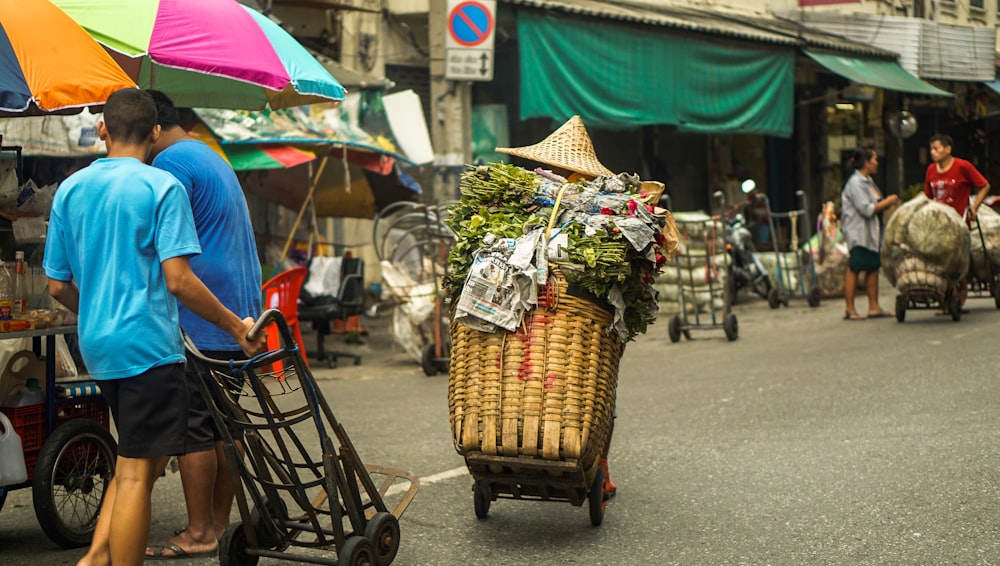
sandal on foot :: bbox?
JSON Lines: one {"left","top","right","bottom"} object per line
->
{"left": 843, "top": 312, "right": 865, "bottom": 320}
{"left": 146, "top": 543, "right": 217, "bottom": 561}
{"left": 866, "top": 310, "right": 894, "bottom": 319}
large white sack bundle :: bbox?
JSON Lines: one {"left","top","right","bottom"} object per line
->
{"left": 970, "top": 205, "right": 1000, "bottom": 280}
{"left": 673, "top": 211, "right": 726, "bottom": 254}
{"left": 881, "top": 194, "right": 969, "bottom": 286}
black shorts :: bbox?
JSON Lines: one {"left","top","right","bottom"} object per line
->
{"left": 185, "top": 349, "right": 244, "bottom": 453}
{"left": 849, "top": 246, "right": 881, "bottom": 273}
{"left": 100, "top": 363, "right": 188, "bottom": 459}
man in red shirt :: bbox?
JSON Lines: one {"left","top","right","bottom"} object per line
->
{"left": 923, "top": 133, "right": 991, "bottom": 308}
{"left": 924, "top": 134, "right": 990, "bottom": 220}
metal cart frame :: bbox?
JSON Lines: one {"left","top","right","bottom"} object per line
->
{"left": 761, "top": 190, "right": 821, "bottom": 309}
{"left": 967, "top": 212, "right": 1000, "bottom": 309}
{"left": 185, "top": 310, "right": 418, "bottom": 566}
{"left": 668, "top": 214, "right": 738, "bottom": 342}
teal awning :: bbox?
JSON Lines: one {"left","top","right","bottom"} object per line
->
{"left": 805, "top": 51, "right": 953, "bottom": 97}
{"left": 517, "top": 10, "right": 795, "bottom": 137}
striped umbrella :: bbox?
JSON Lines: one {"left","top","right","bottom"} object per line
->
{"left": 0, "top": 0, "right": 135, "bottom": 115}
{"left": 50, "top": 0, "right": 345, "bottom": 110}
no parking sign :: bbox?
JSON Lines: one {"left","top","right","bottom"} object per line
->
{"left": 445, "top": 0, "right": 496, "bottom": 81}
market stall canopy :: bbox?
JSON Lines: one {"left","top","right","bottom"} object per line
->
{"left": 805, "top": 51, "right": 953, "bottom": 98}
{"left": 49, "top": 0, "right": 345, "bottom": 110}
{"left": 0, "top": 0, "right": 135, "bottom": 115}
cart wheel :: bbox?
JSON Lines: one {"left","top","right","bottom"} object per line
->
{"left": 668, "top": 315, "right": 681, "bottom": 343}
{"left": 589, "top": 464, "right": 606, "bottom": 527}
{"left": 767, "top": 287, "right": 781, "bottom": 309}
{"left": 0, "top": 489, "right": 6, "bottom": 513}
{"left": 435, "top": 342, "right": 451, "bottom": 374}
{"left": 364, "top": 511, "right": 401, "bottom": 566}
{"left": 895, "top": 295, "right": 906, "bottom": 323}
{"left": 220, "top": 523, "right": 259, "bottom": 566}
{"left": 32, "top": 418, "right": 116, "bottom": 548}
{"left": 339, "top": 535, "right": 376, "bottom": 566}
{"left": 807, "top": 286, "right": 821, "bottom": 308}
{"left": 473, "top": 483, "right": 491, "bottom": 519}
{"left": 723, "top": 313, "right": 739, "bottom": 341}
{"left": 949, "top": 294, "right": 961, "bottom": 322}
{"left": 250, "top": 496, "right": 287, "bottom": 550}
{"left": 421, "top": 343, "right": 438, "bottom": 376}
{"left": 993, "top": 284, "right": 1000, "bottom": 309}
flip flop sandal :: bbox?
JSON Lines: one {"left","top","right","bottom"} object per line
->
{"left": 866, "top": 311, "right": 894, "bottom": 319}
{"left": 145, "top": 543, "right": 217, "bottom": 561}
{"left": 843, "top": 312, "right": 865, "bottom": 320}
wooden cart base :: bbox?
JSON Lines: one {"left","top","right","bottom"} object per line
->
{"left": 464, "top": 451, "right": 607, "bottom": 526}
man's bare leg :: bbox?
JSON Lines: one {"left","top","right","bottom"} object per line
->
{"left": 212, "top": 441, "right": 237, "bottom": 539}
{"left": 145, "top": 449, "right": 218, "bottom": 558}
{"left": 80, "top": 456, "right": 156, "bottom": 566}
{"left": 75, "top": 469, "right": 117, "bottom": 566}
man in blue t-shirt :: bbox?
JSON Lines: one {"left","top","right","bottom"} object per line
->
{"left": 44, "top": 89, "right": 266, "bottom": 566}
{"left": 142, "top": 91, "right": 263, "bottom": 559}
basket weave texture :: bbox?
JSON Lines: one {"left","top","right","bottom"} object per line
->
{"left": 495, "top": 116, "right": 614, "bottom": 179}
{"left": 448, "top": 271, "right": 624, "bottom": 469}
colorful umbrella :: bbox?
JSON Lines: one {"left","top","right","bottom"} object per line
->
{"left": 0, "top": 0, "right": 135, "bottom": 115}
{"left": 50, "top": 0, "right": 345, "bottom": 110}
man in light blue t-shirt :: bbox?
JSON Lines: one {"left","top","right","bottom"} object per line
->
{"left": 142, "top": 91, "right": 263, "bottom": 559}
{"left": 44, "top": 89, "right": 266, "bottom": 566}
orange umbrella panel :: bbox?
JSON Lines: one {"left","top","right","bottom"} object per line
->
{"left": 0, "top": 0, "right": 135, "bottom": 114}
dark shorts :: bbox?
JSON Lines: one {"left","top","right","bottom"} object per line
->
{"left": 185, "top": 349, "right": 244, "bottom": 453}
{"left": 100, "top": 363, "right": 188, "bottom": 459}
{"left": 849, "top": 246, "right": 881, "bottom": 273}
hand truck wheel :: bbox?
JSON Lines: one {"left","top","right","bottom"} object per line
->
{"left": 767, "top": 287, "right": 781, "bottom": 309}
{"left": 421, "top": 343, "right": 438, "bottom": 376}
{"left": 219, "top": 523, "right": 259, "bottom": 566}
{"left": 339, "top": 535, "right": 376, "bottom": 566}
{"left": 807, "top": 286, "right": 821, "bottom": 308}
{"left": 249, "top": 496, "right": 288, "bottom": 550}
{"left": 588, "top": 464, "right": 606, "bottom": 527}
{"left": 949, "top": 294, "right": 961, "bottom": 321}
{"left": 992, "top": 281, "right": 1000, "bottom": 309}
{"left": 895, "top": 295, "right": 906, "bottom": 323}
{"left": 723, "top": 313, "right": 739, "bottom": 341}
{"left": 668, "top": 314, "right": 681, "bottom": 343}
{"left": 32, "top": 418, "right": 116, "bottom": 548}
{"left": 364, "top": 511, "right": 401, "bottom": 566}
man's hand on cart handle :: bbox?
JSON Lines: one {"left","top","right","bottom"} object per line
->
{"left": 238, "top": 316, "right": 268, "bottom": 357}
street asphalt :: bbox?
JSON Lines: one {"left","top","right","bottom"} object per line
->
{"left": 1, "top": 277, "right": 999, "bottom": 565}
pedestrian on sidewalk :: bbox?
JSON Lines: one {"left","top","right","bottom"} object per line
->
{"left": 44, "top": 88, "right": 266, "bottom": 566}
{"left": 841, "top": 147, "right": 898, "bottom": 320}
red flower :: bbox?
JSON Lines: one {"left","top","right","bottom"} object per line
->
{"left": 655, "top": 233, "right": 665, "bottom": 246}
{"left": 600, "top": 207, "right": 616, "bottom": 215}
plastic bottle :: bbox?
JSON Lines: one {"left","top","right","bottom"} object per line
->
{"left": 3, "top": 378, "right": 43, "bottom": 407}
{"left": 0, "top": 411, "right": 28, "bottom": 486}
{"left": 0, "top": 260, "right": 11, "bottom": 326}
{"left": 12, "top": 251, "right": 26, "bottom": 316}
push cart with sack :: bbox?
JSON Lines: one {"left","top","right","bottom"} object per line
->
{"left": 185, "top": 309, "right": 418, "bottom": 566}
{"left": 762, "top": 190, "right": 821, "bottom": 309}
{"left": 449, "top": 271, "right": 620, "bottom": 527}
{"left": 891, "top": 253, "right": 964, "bottom": 322}
{"left": 667, "top": 212, "right": 738, "bottom": 342}
{"left": 967, "top": 209, "right": 1000, "bottom": 308}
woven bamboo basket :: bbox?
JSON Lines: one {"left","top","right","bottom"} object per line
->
{"left": 448, "top": 270, "right": 624, "bottom": 472}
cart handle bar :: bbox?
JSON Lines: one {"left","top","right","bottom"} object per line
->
{"left": 184, "top": 308, "right": 294, "bottom": 370}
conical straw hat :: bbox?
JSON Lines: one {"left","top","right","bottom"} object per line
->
{"left": 496, "top": 116, "right": 614, "bottom": 178}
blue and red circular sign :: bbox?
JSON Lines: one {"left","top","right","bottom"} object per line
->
{"left": 448, "top": 1, "right": 494, "bottom": 47}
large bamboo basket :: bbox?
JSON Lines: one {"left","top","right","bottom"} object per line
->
{"left": 448, "top": 270, "right": 625, "bottom": 471}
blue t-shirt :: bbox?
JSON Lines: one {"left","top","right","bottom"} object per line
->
{"left": 152, "top": 140, "right": 262, "bottom": 350}
{"left": 43, "top": 157, "right": 201, "bottom": 380}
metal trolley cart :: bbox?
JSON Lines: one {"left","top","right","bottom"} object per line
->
{"left": 762, "top": 190, "right": 821, "bottom": 309}
{"left": 0, "top": 327, "right": 116, "bottom": 548}
{"left": 967, "top": 212, "right": 1000, "bottom": 309}
{"left": 185, "top": 310, "right": 418, "bottom": 566}
{"left": 668, "top": 213, "right": 738, "bottom": 342}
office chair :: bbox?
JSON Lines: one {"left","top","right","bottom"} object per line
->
{"left": 298, "top": 256, "right": 365, "bottom": 368}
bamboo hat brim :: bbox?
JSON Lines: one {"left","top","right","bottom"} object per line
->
{"left": 496, "top": 115, "right": 614, "bottom": 178}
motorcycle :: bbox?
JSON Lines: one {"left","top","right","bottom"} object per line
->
{"left": 714, "top": 191, "right": 772, "bottom": 302}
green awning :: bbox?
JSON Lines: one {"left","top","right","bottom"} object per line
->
{"left": 518, "top": 10, "right": 795, "bottom": 137}
{"left": 805, "top": 51, "right": 953, "bottom": 97}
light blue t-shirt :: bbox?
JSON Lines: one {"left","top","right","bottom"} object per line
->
{"left": 43, "top": 157, "right": 201, "bottom": 380}
{"left": 152, "top": 140, "right": 262, "bottom": 350}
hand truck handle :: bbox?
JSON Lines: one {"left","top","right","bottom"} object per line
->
{"left": 246, "top": 308, "right": 288, "bottom": 342}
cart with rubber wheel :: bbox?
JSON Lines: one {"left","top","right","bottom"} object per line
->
{"left": 891, "top": 254, "right": 963, "bottom": 322}
{"left": 185, "top": 310, "right": 418, "bottom": 566}
{"left": 449, "top": 271, "right": 622, "bottom": 527}
{"left": 761, "top": 191, "right": 822, "bottom": 309}
{"left": 667, "top": 213, "right": 738, "bottom": 343}
{"left": 0, "top": 326, "right": 116, "bottom": 548}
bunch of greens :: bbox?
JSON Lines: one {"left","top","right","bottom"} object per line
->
{"left": 445, "top": 163, "right": 669, "bottom": 340}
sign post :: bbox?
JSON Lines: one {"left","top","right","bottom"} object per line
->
{"left": 445, "top": 0, "right": 496, "bottom": 81}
